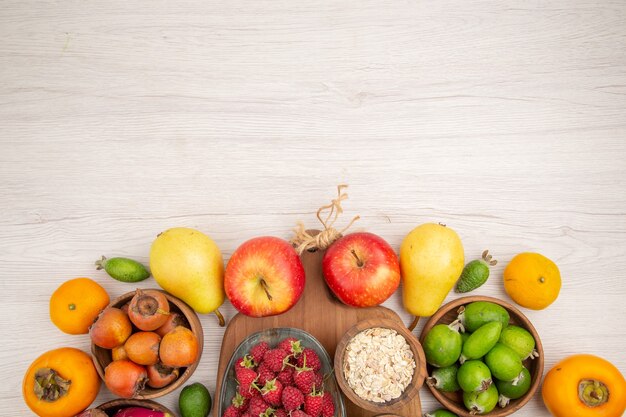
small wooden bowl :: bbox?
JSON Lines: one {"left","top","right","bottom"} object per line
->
{"left": 96, "top": 399, "right": 175, "bottom": 416}
{"left": 334, "top": 318, "right": 427, "bottom": 413}
{"left": 419, "top": 296, "right": 544, "bottom": 417}
{"left": 91, "top": 289, "right": 203, "bottom": 399}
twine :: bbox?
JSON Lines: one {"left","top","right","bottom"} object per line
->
{"left": 291, "top": 184, "right": 360, "bottom": 254}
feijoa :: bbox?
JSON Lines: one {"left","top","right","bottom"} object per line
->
{"left": 499, "top": 325, "right": 538, "bottom": 360}
{"left": 95, "top": 256, "right": 150, "bottom": 283}
{"left": 424, "top": 409, "right": 458, "bottom": 417}
{"left": 460, "top": 321, "right": 502, "bottom": 363}
{"left": 463, "top": 384, "right": 498, "bottom": 415}
{"left": 456, "top": 301, "right": 510, "bottom": 333}
{"left": 457, "top": 360, "right": 492, "bottom": 393}
{"left": 423, "top": 324, "right": 462, "bottom": 367}
{"left": 461, "top": 331, "right": 471, "bottom": 345}
{"left": 495, "top": 367, "right": 532, "bottom": 407}
{"left": 455, "top": 250, "right": 497, "bottom": 293}
{"left": 485, "top": 343, "right": 523, "bottom": 381}
{"left": 427, "top": 364, "right": 460, "bottom": 392}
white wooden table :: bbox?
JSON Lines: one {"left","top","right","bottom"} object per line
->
{"left": 2, "top": 1, "right": 625, "bottom": 415}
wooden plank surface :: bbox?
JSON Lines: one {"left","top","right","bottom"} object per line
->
{"left": 1, "top": 0, "right": 626, "bottom": 416}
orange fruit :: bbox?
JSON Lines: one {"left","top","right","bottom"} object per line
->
{"left": 504, "top": 252, "right": 561, "bottom": 310}
{"left": 159, "top": 326, "right": 199, "bottom": 367}
{"left": 50, "top": 277, "right": 110, "bottom": 334}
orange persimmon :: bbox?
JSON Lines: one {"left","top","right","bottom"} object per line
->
{"left": 23, "top": 347, "right": 100, "bottom": 417}
{"left": 542, "top": 354, "right": 626, "bottom": 417}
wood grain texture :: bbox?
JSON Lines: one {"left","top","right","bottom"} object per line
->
{"left": 1, "top": 0, "right": 625, "bottom": 415}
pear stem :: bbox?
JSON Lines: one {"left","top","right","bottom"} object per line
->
{"left": 407, "top": 315, "right": 420, "bottom": 331}
{"left": 214, "top": 309, "right": 225, "bottom": 327}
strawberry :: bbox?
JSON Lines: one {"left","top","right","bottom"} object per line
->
{"left": 248, "top": 396, "right": 273, "bottom": 416}
{"left": 222, "top": 406, "right": 241, "bottom": 417}
{"left": 321, "top": 392, "right": 335, "bottom": 417}
{"left": 256, "top": 362, "right": 276, "bottom": 386}
{"left": 297, "top": 348, "right": 321, "bottom": 372}
{"left": 280, "top": 385, "right": 304, "bottom": 411}
{"left": 304, "top": 389, "right": 324, "bottom": 417}
{"left": 277, "top": 337, "right": 303, "bottom": 356}
{"left": 249, "top": 341, "right": 270, "bottom": 364}
{"left": 260, "top": 378, "right": 283, "bottom": 406}
{"left": 262, "top": 348, "right": 289, "bottom": 372}
{"left": 276, "top": 367, "right": 294, "bottom": 386}
{"left": 237, "top": 368, "right": 260, "bottom": 399}
{"left": 231, "top": 392, "right": 249, "bottom": 412}
{"left": 294, "top": 368, "right": 316, "bottom": 394}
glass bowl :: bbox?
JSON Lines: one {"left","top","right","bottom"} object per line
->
{"left": 217, "top": 327, "right": 346, "bottom": 417}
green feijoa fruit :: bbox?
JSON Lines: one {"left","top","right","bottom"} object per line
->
{"left": 423, "top": 324, "right": 462, "bottom": 367}
{"left": 424, "top": 409, "right": 459, "bottom": 417}
{"left": 457, "top": 360, "right": 493, "bottom": 393}
{"left": 499, "top": 325, "right": 538, "bottom": 360}
{"left": 455, "top": 250, "right": 497, "bottom": 293}
{"left": 463, "top": 384, "right": 498, "bottom": 415}
{"left": 460, "top": 321, "right": 503, "bottom": 363}
{"left": 179, "top": 382, "right": 211, "bottom": 417}
{"left": 461, "top": 331, "right": 471, "bottom": 344}
{"left": 458, "top": 301, "right": 510, "bottom": 333}
{"left": 495, "top": 367, "right": 532, "bottom": 407}
{"left": 95, "top": 255, "right": 150, "bottom": 283}
{"left": 427, "top": 364, "right": 460, "bottom": 392}
{"left": 485, "top": 343, "right": 523, "bottom": 382}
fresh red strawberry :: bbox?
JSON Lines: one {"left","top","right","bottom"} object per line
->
{"left": 232, "top": 392, "right": 249, "bottom": 412}
{"left": 281, "top": 385, "right": 304, "bottom": 411}
{"left": 297, "top": 348, "right": 321, "bottom": 372}
{"left": 236, "top": 367, "right": 259, "bottom": 398}
{"left": 249, "top": 341, "right": 270, "bottom": 364}
{"left": 294, "top": 368, "right": 316, "bottom": 394}
{"left": 222, "top": 405, "right": 241, "bottom": 417}
{"left": 260, "top": 378, "right": 283, "bottom": 406}
{"left": 304, "top": 389, "right": 324, "bottom": 417}
{"left": 290, "top": 411, "right": 311, "bottom": 417}
{"left": 276, "top": 367, "right": 294, "bottom": 386}
{"left": 321, "top": 392, "right": 335, "bottom": 417}
{"left": 262, "top": 348, "right": 289, "bottom": 372}
{"left": 256, "top": 362, "right": 276, "bottom": 386}
{"left": 277, "top": 337, "right": 303, "bottom": 356}
{"left": 248, "top": 396, "right": 272, "bottom": 416}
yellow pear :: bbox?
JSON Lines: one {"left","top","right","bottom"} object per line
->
{"left": 150, "top": 227, "right": 225, "bottom": 325}
{"left": 400, "top": 223, "right": 464, "bottom": 319}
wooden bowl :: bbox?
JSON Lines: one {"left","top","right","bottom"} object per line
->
{"left": 96, "top": 399, "right": 175, "bottom": 416}
{"left": 419, "top": 296, "right": 544, "bottom": 417}
{"left": 91, "top": 289, "right": 203, "bottom": 399}
{"left": 334, "top": 318, "right": 427, "bottom": 413}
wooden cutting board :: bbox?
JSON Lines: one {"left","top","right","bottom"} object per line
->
{"left": 213, "top": 243, "right": 423, "bottom": 417}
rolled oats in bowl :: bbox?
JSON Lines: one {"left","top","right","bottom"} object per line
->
{"left": 343, "top": 327, "right": 416, "bottom": 403}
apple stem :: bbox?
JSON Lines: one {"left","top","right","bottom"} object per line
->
{"left": 214, "top": 309, "right": 225, "bottom": 327}
{"left": 260, "top": 279, "right": 273, "bottom": 301}
{"left": 350, "top": 249, "right": 364, "bottom": 267}
{"left": 407, "top": 315, "right": 420, "bottom": 331}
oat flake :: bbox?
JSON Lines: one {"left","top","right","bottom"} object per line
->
{"left": 343, "top": 327, "right": 416, "bottom": 403}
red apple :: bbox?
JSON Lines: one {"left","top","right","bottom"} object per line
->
{"left": 225, "top": 236, "right": 306, "bottom": 317}
{"left": 322, "top": 232, "right": 400, "bottom": 307}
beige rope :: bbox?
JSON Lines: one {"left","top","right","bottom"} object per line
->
{"left": 291, "top": 184, "right": 360, "bottom": 254}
